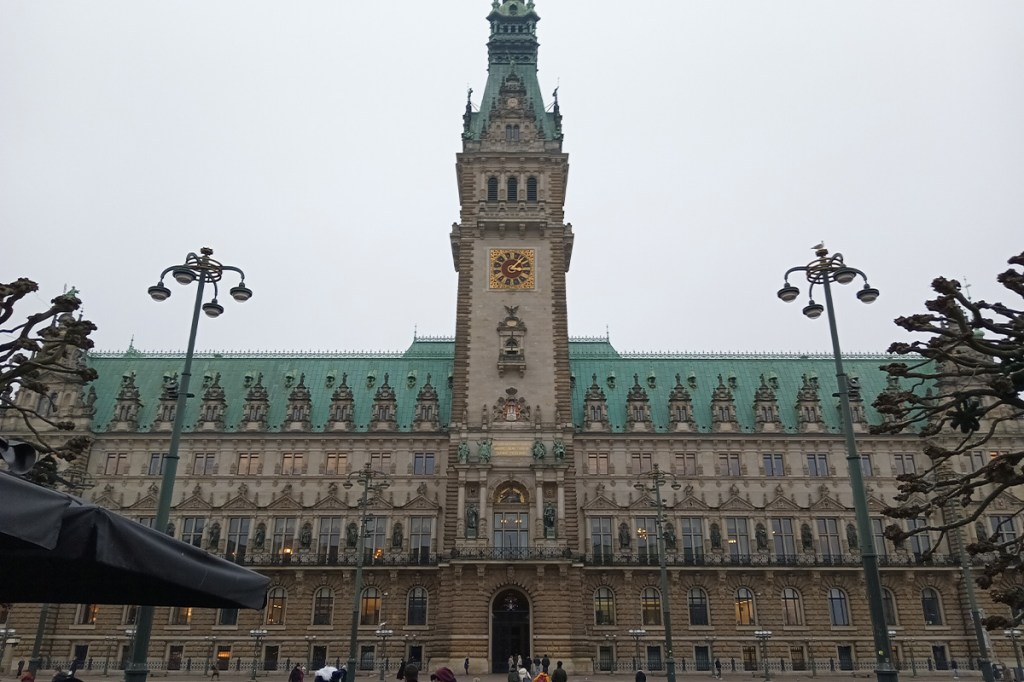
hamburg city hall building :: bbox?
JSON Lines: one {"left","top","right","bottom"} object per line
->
{"left": 3, "top": 1, "right": 1023, "bottom": 678}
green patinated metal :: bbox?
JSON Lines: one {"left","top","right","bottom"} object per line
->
{"left": 85, "top": 337, "right": 907, "bottom": 435}
{"left": 463, "top": 0, "right": 561, "bottom": 142}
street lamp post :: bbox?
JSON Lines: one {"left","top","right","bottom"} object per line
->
{"left": 343, "top": 463, "right": 392, "bottom": 682}
{"left": 705, "top": 637, "right": 717, "bottom": 677}
{"left": 124, "top": 628, "right": 137, "bottom": 672}
{"left": 754, "top": 630, "right": 772, "bottom": 682}
{"left": 103, "top": 636, "right": 117, "bottom": 676}
{"left": 628, "top": 629, "right": 647, "bottom": 672}
{"left": 249, "top": 629, "right": 268, "bottom": 681}
{"left": 205, "top": 636, "right": 216, "bottom": 679}
{"left": 375, "top": 629, "right": 394, "bottom": 681}
{"left": 634, "top": 464, "right": 682, "bottom": 682}
{"left": 778, "top": 246, "right": 897, "bottom": 682}
{"left": 1005, "top": 629, "right": 1023, "bottom": 682}
{"left": 125, "top": 248, "right": 252, "bottom": 682}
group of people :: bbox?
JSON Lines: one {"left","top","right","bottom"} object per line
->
{"left": 506, "top": 654, "right": 567, "bottom": 682}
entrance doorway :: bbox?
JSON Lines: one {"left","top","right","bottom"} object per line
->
{"left": 491, "top": 588, "right": 531, "bottom": 673}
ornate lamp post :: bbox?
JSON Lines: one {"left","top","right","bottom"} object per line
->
{"left": 634, "top": 463, "right": 682, "bottom": 682}
{"left": 628, "top": 629, "right": 647, "bottom": 671}
{"left": 343, "top": 463, "right": 392, "bottom": 682}
{"left": 754, "top": 630, "right": 772, "bottom": 681}
{"left": 249, "top": 629, "right": 268, "bottom": 681}
{"left": 777, "top": 246, "right": 897, "bottom": 682}
{"left": 1005, "top": 629, "right": 1023, "bottom": 682}
{"left": 124, "top": 248, "right": 251, "bottom": 682}
{"left": 375, "top": 628, "right": 394, "bottom": 681}
{"left": 705, "top": 636, "right": 717, "bottom": 677}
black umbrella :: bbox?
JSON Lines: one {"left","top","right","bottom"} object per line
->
{"left": 0, "top": 472, "right": 269, "bottom": 608}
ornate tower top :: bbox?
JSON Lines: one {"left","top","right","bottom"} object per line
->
{"left": 463, "top": 0, "right": 561, "bottom": 145}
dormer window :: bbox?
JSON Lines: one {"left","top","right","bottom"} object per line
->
{"left": 487, "top": 176, "right": 499, "bottom": 202}
{"left": 590, "top": 405, "right": 602, "bottom": 421}
{"left": 674, "top": 406, "right": 688, "bottom": 422}
{"left": 527, "top": 176, "right": 537, "bottom": 202}
{"left": 507, "top": 176, "right": 518, "bottom": 200}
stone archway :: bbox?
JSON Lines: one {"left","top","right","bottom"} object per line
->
{"left": 491, "top": 588, "right": 531, "bottom": 674}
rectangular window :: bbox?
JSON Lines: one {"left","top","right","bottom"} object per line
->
{"left": 237, "top": 453, "right": 260, "bottom": 476}
{"left": 679, "top": 517, "right": 704, "bottom": 561}
{"left": 364, "top": 517, "right": 387, "bottom": 563}
{"left": 217, "top": 608, "right": 238, "bottom": 626}
{"left": 272, "top": 517, "right": 297, "bottom": 555}
{"left": 772, "top": 518, "right": 796, "bottom": 560}
{"left": 281, "top": 453, "right": 304, "bottom": 475}
{"left": 807, "top": 454, "right": 829, "bottom": 477}
{"left": 588, "top": 453, "right": 609, "bottom": 475}
{"left": 148, "top": 452, "right": 168, "bottom": 476}
{"left": 104, "top": 453, "right": 129, "bottom": 476}
{"left": 169, "top": 607, "right": 192, "bottom": 626}
{"left": 726, "top": 517, "right": 750, "bottom": 559}
{"left": 990, "top": 516, "right": 1018, "bottom": 545}
{"left": 676, "top": 453, "right": 697, "bottom": 476}
{"left": 637, "top": 517, "right": 658, "bottom": 564}
{"left": 967, "top": 451, "right": 987, "bottom": 473}
{"left": 763, "top": 454, "right": 784, "bottom": 477}
{"left": 181, "top": 517, "right": 205, "bottom": 547}
{"left": 192, "top": 453, "right": 216, "bottom": 476}
{"left": 906, "top": 518, "right": 932, "bottom": 559}
{"left": 591, "top": 517, "right": 613, "bottom": 562}
{"left": 318, "top": 517, "right": 343, "bottom": 563}
{"left": 719, "top": 453, "right": 741, "bottom": 477}
{"left": 137, "top": 517, "right": 156, "bottom": 529}
{"left": 370, "top": 452, "right": 391, "bottom": 472}
{"left": 859, "top": 454, "right": 873, "bottom": 477}
{"left": 630, "top": 453, "right": 653, "bottom": 474}
{"left": 77, "top": 604, "right": 99, "bottom": 625}
{"left": 871, "top": 518, "right": 888, "bottom": 557}
{"left": 817, "top": 518, "right": 842, "bottom": 558}
{"left": 226, "top": 518, "right": 250, "bottom": 562}
{"left": 410, "top": 516, "right": 433, "bottom": 563}
{"left": 493, "top": 512, "right": 529, "bottom": 552}
{"left": 123, "top": 605, "right": 138, "bottom": 625}
{"left": 413, "top": 452, "right": 435, "bottom": 475}
{"left": 325, "top": 453, "right": 347, "bottom": 476}
{"left": 893, "top": 453, "right": 917, "bottom": 476}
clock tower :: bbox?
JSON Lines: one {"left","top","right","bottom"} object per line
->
{"left": 445, "top": 0, "right": 577, "bottom": 551}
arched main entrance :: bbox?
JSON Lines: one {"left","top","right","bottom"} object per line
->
{"left": 491, "top": 588, "right": 530, "bottom": 673}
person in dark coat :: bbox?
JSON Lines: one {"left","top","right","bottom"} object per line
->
{"left": 403, "top": 664, "right": 420, "bottom": 682}
{"left": 464, "top": 658, "right": 470, "bottom": 676}
{"left": 714, "top": 658, "right": 722, "bottom": 678}
{"left": 290, "top": 664, "right": 305, "bottom": 682}
{"left": 542, "top": 656, "right": 550, "bottom": 674}
{"left": 635, "top": 670, "right": 646, "bottom": 682}
{"left": 551, "top": 661, "right": 567, "bottom": 682}
{"left": 397, "top": 660, "right": 407, "bottom": 681}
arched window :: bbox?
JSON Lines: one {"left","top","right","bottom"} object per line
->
{"left": 312, "top": 587, "right": 334, "bottom": 625}
{"left": 827, "top": 588, "right": 850, "bottom": 626}
{"left": 641, "top": 587, "right": 662, "bottom": 626}
{"left": 507, "top": 176, "right": 518, "bottom": 201}
{"left": 735, "top": 587, "right": 755, "bottom": 625}
{"left": 781, "top": 587, "right": 804, "bottom": 626}
{"left": 526, "top": 176, "right": 538, "bottom": 202}
{"left": 359, "top": 586, "right": 382, "bottom": 625}
{"left": 266, "top": 587, "right": 286, "bottom": 625}
{"left": 688, "top": 588, "right": 709, "bottom": 626}
{"left": 407, "top": 587, "right": 428, "bottom": 626}
{"left": 487, "top": 176, "right": 499, "bottom": 202}
{"left": 594, "top": 587, "right": 616, "bottom": 625}
{"left": 922, "top": 588, "right": 943, "bottom": 625}
{"left": 881, "top": 588, "right": 898, "bottom": 626}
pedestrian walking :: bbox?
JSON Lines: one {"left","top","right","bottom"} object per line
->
{"left": 397, "top": 659, "right": 407, "bottom": 681}
{"left": 290, "top": 663, "right": 305, "bottom": 682}
{"left": 210, "top": 663, "right": 221, "bottom": 680}
{"left": 404, "top": 664, "right": 420, "bottom": 682}
{"left": 635, "top": 669, "right": 646, "bottom": 682}
{"left": 508, "top": 665, "right": 520, "bottom": 682}
{"left": 714, "top": 658, "right": 722, "bottom": 679}
{"left": 517, "top": 666, "right": 531, "bottom": 682}
{"left": 464, "top": 658, "right": 470, "bottom": 676}
{"left": 551, "top": 661, "right": 567, "bottom": 682}
{"left": 542, "top": 656, "right": 550, "bottom": 674}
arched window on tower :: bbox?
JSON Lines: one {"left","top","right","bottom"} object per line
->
{"left": 487, "top": 176, "right": 499, "bottom": 202}
{"left": 507, "top": 176, "right": 518, "bottom": 201}
{"left": 527, "top": 176, "right": 538, "bottom": 202}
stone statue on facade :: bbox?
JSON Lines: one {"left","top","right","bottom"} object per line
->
{"left": 618, "top": 522, "right": 631, "bottom": 549}
{"left": 392, "top": 522, "right": 404, "bottom": 548}
{"left": 466, "top": 505, "right": 479, "bottom": 537}
{"left": 710, "top": 523, "right": 722, "bottom": 550}
{"left": 755, "top": 523, "right": 769, "bottom": 551}
{"left": 299, "top": 524, "right": 313, "bottom": 549}
{"left": 800, "top": 523, "right": 814, "bottom": 552}
{"left": 846, "top": 523, "right": 859, "bottom": 550}
{"left": 254, "top": 523, "right": 266, "bottom": 549}
{"left": 208, "top": 522, "right": 221, "bottom": 549}
{"left": 345, "top": 522, "right": 358, "bottom": 548}
{"left": 663, "top": 522, "right": 677, "bottom": 551}
{"left": 543, "top": 504, "right": 556, "bottom": 538}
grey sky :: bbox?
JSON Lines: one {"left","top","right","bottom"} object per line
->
{"left": 3, "top": 1, "right": 1022, "bottom": 355}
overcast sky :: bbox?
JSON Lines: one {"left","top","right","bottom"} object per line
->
{"left": 3, "top": 1, "right": 1022, "bottom": 356}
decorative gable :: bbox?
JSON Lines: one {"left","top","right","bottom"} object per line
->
{"left": 667, "top": 373, "right": 695, "bottom": 432}
{"left": 710, "top": 374, "right": 737, "bottom": 432}
{"left": 583, "top": 374, "right": 609, "bottom": 432}
{"left": 176, "top": 494, "right": 213, "bottom": 511}
{"left": 796, "top": 373, "right": 824, "bottom": 432}
{"left": 753, "top": 374, "right": 781, "bottom": 432}
{"left": 241, "top": 373, "right": 269, "bottom": 431}
{"left": 765, "top": 495, "right": 802, "bottom": 512}
{"left": 625, "top": 374, "right": 651, "bottom": 432}
{"left": 327, "top": 372, "right": 355, "bottom": 431}
{"left": 267, "top": 495, "right": 303, "bottom": 511}
{"left": 197, "top": 372, "right": 226, "bottom": 431}
{"left": 221, "top": 495, "right": 259, "bottom": 511}
{"left": 720, "top": 496, "right": 756, "bottom": 512}
{"left": 413, "top": 373, "right": 440, "bottom": 431}
{"left": 283, "top": 373, "right": 312, "bottom": 431}
{"left": 109, "top": 372, "right": 141, "bottom": 431}
{"left": 370, "top": 373, "right": 397, "bottom": 431}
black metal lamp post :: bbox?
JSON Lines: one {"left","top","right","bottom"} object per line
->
{"left": 124, "top": 248, "right": 251, "bottom": 682}
{"left": 343, "top": 463, "right": 391, "bottom": 682}
{"left": 249, "top": 629, "right": 268, "bottom": 681}
{"left": 375, "top": 628, "right": 393, "bottom": 681}
{"left": 205, "top": 636, "right": 216, "bottom": 678}
{"left": 754, "top": 630, "right": 772, "bottom": 681}
{"left": 1005, "top": 629, "right": 1023, "bottom": 682}
{"left": 103, "top": 636, "right": 117, "bottom": 676}
{"left": 634, "top": 463, "right": 682, "bottom": 682}
{"left": 628, "top": 629, "right": 647, "bottom": 671}
{"left": 778, "top": 245, "right": 896, "bottom": 682}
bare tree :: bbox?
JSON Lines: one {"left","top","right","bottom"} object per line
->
{"left": 871, "top": 251, "right": 1024, "bottom": 628}
{"left": 0, "top": 278, "right": 97, "bottom": 487}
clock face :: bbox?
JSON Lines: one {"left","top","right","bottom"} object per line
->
{"left": 489, "top": 249, "right": 535, "bottom": 289}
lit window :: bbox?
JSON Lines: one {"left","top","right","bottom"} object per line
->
{"left": 170, "top": 607, "right": 192, "bottom": 626}
{"left": 360, "top": 587, "right": 382, "bottom": 625}
{"left": 77, "top": 604, "right": 99, "bottom": 625}
{"left": 641, "top": 587, "right": 662, "bottom": 626}
{"left": 734, "top": 588, "right": 755, "bottom": 625}
{"left": 266, "top": 587, "right": 286, "bottom": 625}
{"left": 594, "top": 587, "right": 616, "bottom": 625}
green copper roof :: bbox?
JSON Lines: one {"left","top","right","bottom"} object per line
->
{"left": 464, "top": 0, "right": 561, "bottom": 142}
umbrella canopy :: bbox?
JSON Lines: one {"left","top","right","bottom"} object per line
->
{"left": 0, "top": 472, "right": 269, "bottom": 608}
